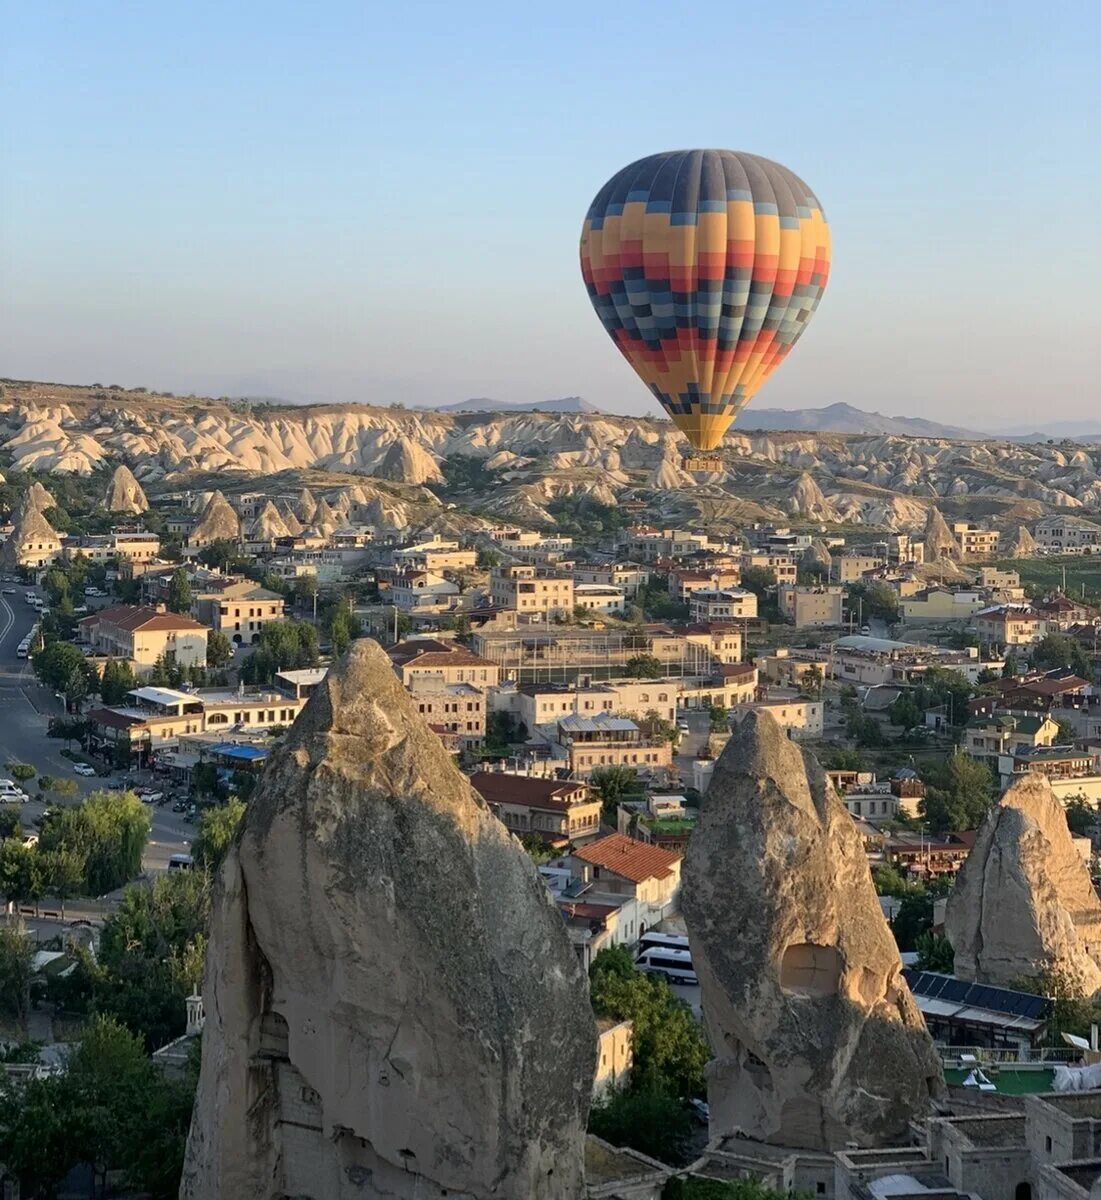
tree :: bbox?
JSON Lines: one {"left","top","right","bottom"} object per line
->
{"left": 0, "top": 839, "right": 37, "bottom": 911}
{"left": 0, "top": 809, "right": 19, "bottom": 841}
{"left": 847, "top": 579, "right": 901, "bottom": 625}
{"left": 625, "top": 653, "right": 663, "bottom": 680}
{"left": 91, "top": 871, "right": 211, "bottom": 1050}
{"left": 589, "top": 765, "right": 639, "bottom": 814}
{"left": 707, "top": 703, "right": 728, "bottom": 732}
{"left": 589, "top": 1087, "right": 692, "bottom": 1166}
{"left": 42, "top": 848, "right": 86, "bottom": 918}
{"left": 32, "top": 640, "right": 89, "bottom": 691}
{"left": 922, "top": 667, "right": 975, "bottom": 727}
{"left": 197, "top": 539, "right": 241, "bottom": 572}
{"left": 589, "top": 947, "right": 709, "bottom": 1099}
{"left": 1032, "top": 633, "right": 1092, "bottom": 679}
{"left": 1065, "top": 796, "right": 1096, "bottom": 837}
{"left": 801, "top": 664, "right": 824, "bottom": 698}
{"left": 889, "top": 693, "right": 923, "bottom": 731}
{"left": 165, "top": 567, "right": 193, "bottom": 614}
{"left": 915, "top": 931, "right": 955, "bottom": 973}
{"left": 192, "top": 798, "right": 246, "bottom": 870}
{"left": 64, "top": 663, "right": 90, "bottom": 709}
{"left": 475, "top": 547, "right": 501, "bottom": 569}
{"left": 38, "top": 790, "right": 151, "bottom": 894}
{"left": 328, "top": 607, "right": 354, "bottom": 656}
{"left": 206, "top": 629, "right": 234, "bottom": 669}
{"left": 740, "top": 565, "right": 776, "bottom": 599}
{"left": 920, "top": 753, "right": 996, "bottom": 833}
{"left": 1002, "top": 652, "right": 1019, "bottom": 678}
{"left": 1055, "top": 717, "right": 1078, "bottom": 745}
{"left": 0, "top": 923, "right": 33, "bottom": 1020}
{"left": 100, "top": 656, "right": 138, "bottom": 704}
{"left": 7, "top": 763, "right": 35, "bottom": 784}
{"left": 293, "top": 573, "right": 319, "bottom": 605}
{"left": 822, "top": 747, "right": 865, "bottom": 772}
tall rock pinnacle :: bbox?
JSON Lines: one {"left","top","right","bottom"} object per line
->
{"left": 682, "top": 712, "right": 942, "bottom": 1150}
{"left": 181, "top": 639, "right": 595, "bottom": 1199}
{"left": 946, "top": 773, "right": 1101, "bottom": 996}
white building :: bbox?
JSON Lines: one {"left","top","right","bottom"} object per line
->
{"left": 689, "top": 588, "right": 758, "bottom": 623}
{"left": 573, "top": 583, "right": 626, "bottom": 615}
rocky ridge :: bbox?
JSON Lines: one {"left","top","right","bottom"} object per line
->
{"left": 182, "top": 639, "right": 595, "bottom": 1198}
{"left": 682, "top": 712, "right": 943, "bottom": 1150}
{"left": 946, "top": 774, "right": 1101, "bottom": 996}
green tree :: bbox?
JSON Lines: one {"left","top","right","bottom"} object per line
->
{"left": 915, "top": 931, "right": 955, "bottom": 973}
{"left": 206, "top": 629, "right": 234, "bottom": 669}
{"left": 1055, "top": 717, "right": 1078, "bottom": 745}
{"left": 920, "top": 752, "right": 996, "bottom": 833}
{"left": 0, "top": 839, "right": 37, "bottom": 911}
{"left": 7, "top": 763, "right": 35, "bottom": 784}
{"left": 1065, "top": 796, "right": 1096, "bottom": 837}
{"left": 64, "top": 663, "right": 90, "bottom": 709}
{"left": 889, "top": 693, "right": 923, "bottom": 730}
{"left": 589, "top": 765, "right": 639, "bottom": 814}
{"left": 589, "top": 1087, "right": 692, "bottom": 1166}
{"left": 99, "top": 656, "right": 138, "bottom": 705}
{"left": 739, "top": 565, "right": 776, "bottom": 599}
{"left": 42, "top": 848, "right": 86, "bottom": 918}
{"left": 1002, "top": 652, "right": 1019, "bottom": 678}
{"left": 801, "top": 664, "right": 824, "bottom": 698}
{"left": 197, "top": 539, "right": 241, "bottom": 572}
{"left": 1032, "top": 633, "right": 1092, "bottom": 679}
{"left": 590, "top": 947, "right": 709, "bottom": 1099}
{"left": 91, "top": 871, "right": 211, "bottom": 1050}
{"left": 0, "top": 1071, "right": 77, "bottom": 1197}
{"left": 890, "top": 891, "right": 935, "bottom": 952}
{"left": 192, "top": 798, "right": 246, "bottom": 870}
{"left": 328, "top": 606, "right": 354, "bottom": 656}
{"left": 32, "top": 640, "right": 90, "bottom": 691}
{"left": 147, "top": 654, "right": 171, "bottom": 686}
{"left": 625, "top": 653, "right": 663, "bottom": 680}
{"left": 38, "top": 790, "right": 151, "bottom": 894}
{"left": 0, "top": 922, "right": 33, "bottom": 1020}
{"left": 165, "top": 567, "right": 193, "bottom": 614}
{"left": 0, "top": 809, "right": 20, "bottom": 841}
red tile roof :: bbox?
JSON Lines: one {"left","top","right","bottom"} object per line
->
{"left": 573, "top": 833, "right": 681, "bottom": 884}
{"left": 470, "top": 771, "right": 591, "bottom": 812}
{"left": 81, "top": 604, "right": 206, "bottom": 633}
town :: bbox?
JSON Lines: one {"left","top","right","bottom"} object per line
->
{"left": 3, "top": 454, "right": 1101, "bottom": 1192}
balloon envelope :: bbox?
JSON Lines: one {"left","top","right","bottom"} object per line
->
{"left": 580, "top": 149, "right": 830, "bottom": 451}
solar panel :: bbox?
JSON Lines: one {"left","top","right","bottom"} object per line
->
{"left": 902, "top": 969, "right": 1052, "bottom": 1018}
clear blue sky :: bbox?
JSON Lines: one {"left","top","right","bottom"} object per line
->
{"left": 2, "top": 0, "right": 1098, "bottom": 428}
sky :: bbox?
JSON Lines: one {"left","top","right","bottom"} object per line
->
{"left": 2, "top": 0, "right": 1099, "bottom": 428}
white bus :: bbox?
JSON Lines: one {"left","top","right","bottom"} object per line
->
{"left": 637, "top": 931, "right": 691, "bottom": 956}
{"left": 635, "top": 947, "right": 698, "bottom": 986}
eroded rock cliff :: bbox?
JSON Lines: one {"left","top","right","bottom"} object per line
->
{"left": 946, "top": 774, "right": 1101, "bottom": 995}
{"left": 682, "top": 712, "right": 942, "bottom": 1150}
{"left": 181, "top": 639, "right": 595, "bottom": 1199}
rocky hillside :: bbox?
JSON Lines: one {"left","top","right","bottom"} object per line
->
{"left": 2, "top": 379, "right": 1099, "bottom": 532}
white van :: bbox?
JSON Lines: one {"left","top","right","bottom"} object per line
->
{"left": 635, "top": 947, "right": 698, "bottom": 986}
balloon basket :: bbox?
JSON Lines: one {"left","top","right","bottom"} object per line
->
{"left": 682, "top": 454, "right": 723, "bottom": 473}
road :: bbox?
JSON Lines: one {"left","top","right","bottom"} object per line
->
{"left": 0, "top": 585, "right": 194, "bottom": 894}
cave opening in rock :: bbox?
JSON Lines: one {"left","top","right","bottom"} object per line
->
{"left": 779, "top": 942, "right": 842, "bottom": 997}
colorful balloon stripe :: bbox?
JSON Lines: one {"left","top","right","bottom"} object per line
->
{"left": 580, "top": 149, "right": 830, "bottom": 452}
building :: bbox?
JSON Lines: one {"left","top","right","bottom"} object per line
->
{"left": 569, "top": 833, "right": 683, "bottom": 930}
{"left": 1, "top": 506, "right": 63, "bottom": 570}
{"left": 979, "top": 566, "right": 1024, "bottom": 593}
{"left": 974, "top": 606, "right": 1047, "bottom": 647}
{"left": 390, "top": 570, "right": 461, "bottom": 614}
{"left": 61, "top": 529, "right": 161, "bottom": 565}
{"left": 965, "top": 713, "right": 1061, "bottom": 783}
{"left": 683, "top": 622, "right": 745, "bottom": 666}
{"left": 554, "top": 713, "right": 673, "bottom": 778}
{"left": 489, "top": 565, "right": 575, "bottom": 620}
{"left": 573, "top": 583, "right": 626, "bottom": 615}
{"left": 837, "top": 554, "right": 887, "bottom": 583}
{"left": 192, "top": 581, "right": 286, "bottom": 646}
{"left": 623, "top": 526, "right": 716, "bottom": 561}
{"left": 508, "top": 679, "right": 680, "bottom": 731}
{"left": 274, "top": 667, "right": 329, "bottom": 700}
{"left": 1034, "top": 516, "right": 1101, "bottom": 553}
{"left": 902, "top": 588, "right": 987, "bottom": 622}
{"left": 470, "top": 771, "right": 601, "bottom": 845}
{"left": 571, "top": 562, "right": 650, "bottom": 597}
{"left": 407, "top": 677, "right": 485, "bottom": 749}
{"left": 740, "top": 550, "right": 799, "bottom": 586}
{"left": 79, "top": 604, "right": 208, "bottom": 673}
{"left": 672, "top": 567, "right": 742, "bottom": 602}
{"left": 734, "top": 697, "right": 824, "bottom": 739}
{"left": 952, "top": 522, "right": 1001, "bottom": 560}
{"left": 777, "top": 584, "right": 844, "bottom": 628}
{"left": 391, "top": 537, "right": 476, "bottom": 573}
{"left": 388, "top": 639, "right": 501, "bottom": 688}
{"left": 688, "top": 588, "right": 757, "bottom": 623}
{"left": 593, "top": 1020, "right": 633, "bottom": 1098}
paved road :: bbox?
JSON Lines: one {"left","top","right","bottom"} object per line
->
{"left": 0, "top": 586, "right": 194, "bottom": 882}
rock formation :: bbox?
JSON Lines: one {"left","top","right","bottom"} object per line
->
{"left": 0, "top": 504, "right": 61, "bottom": 568}
{"left": 682, "top": 712, "right": 942, "bottom": 1150}
{"left": 182, "top": 639, "right": 595, "bottom": 1199}
{"left": 103, "top": 463, "right": 149, "bottom": 513}
{"left": 801, "top": 539, "right": 832, "bottom": 579}
{"left": 1001, "top": 524, "right": 1039, "bottom": 558}
{"left": 922, "top": 505, "right": 960, "bottom": 560}
{"left": 249, "top": 500, "right": 291, "bottom": 542}
{"left": 278, "top": 503, "right": 305, "bottom": 536}
{"left": 789, "top": 471, "right": 837, "bottom": 521}
{"left": 377, "top": 436, "right": 444, "bottom": 486}
{"left": 313, "top": 496, "right": 339, "bottom": 534}
{"left": 191, "top": 489, "right": 240, "bottom": 543}
{"left": 21, "top": 480, "right": 56, "bottom": 513}
{"left": 946, "top": 774, "right": 1101, "bottom": 996}
{"left": 296, "top": 486, "right": 318, "bottom": 524}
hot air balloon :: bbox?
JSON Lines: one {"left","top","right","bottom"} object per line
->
{"left": 580, "top": 149, "right": 830, "bottom": 463}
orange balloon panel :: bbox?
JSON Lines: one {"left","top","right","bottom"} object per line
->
{"left": 580, "top": 149, "right": 830, "bottom": 451}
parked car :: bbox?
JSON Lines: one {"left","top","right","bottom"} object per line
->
{"left": 140, "top": 792, "right": 164, "bottom": 805}
{"left": 172, "top": 801, "right": 188, "bottom": 813}
{"left": 72, "top": 763, "right": 96, "bottom": 777}
{"left": 1, "top": 588, "right": 15, "bottom": 595}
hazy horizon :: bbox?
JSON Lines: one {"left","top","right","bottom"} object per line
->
{"left": 2, "top": 1, "right": 1098, "bottom": 427}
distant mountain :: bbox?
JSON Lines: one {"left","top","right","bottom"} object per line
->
{"left": 428, "top": 396, "right": 605, "bottom": 415}
{"left": 738, "top": 402, "right": 983, "bottom": 439}
{"left": 1003, "top": 419, "right": 1101, "bottom": 442}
